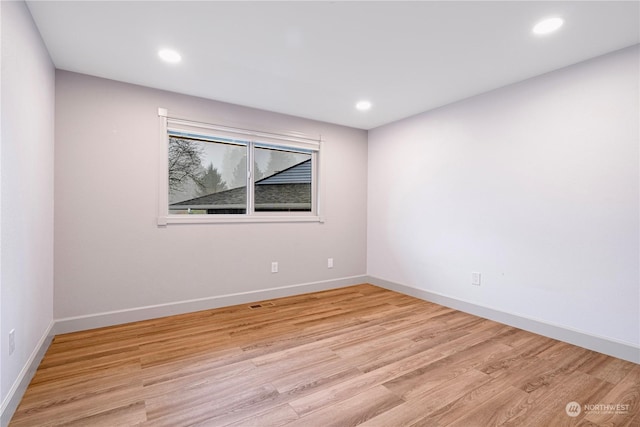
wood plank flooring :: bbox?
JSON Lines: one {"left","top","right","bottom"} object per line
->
{"left": 10, "top": 284, "right": 640, "bottom": 426}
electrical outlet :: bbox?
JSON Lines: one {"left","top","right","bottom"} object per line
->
{"left": 9, "top": 329, "right": 15, "bottom": 355}
{"left": 328, "top": 258, "right": 334, "bottom": 269}
{"left": 271, "top": 262, "right": 278, "bottom": 273}
{"left": 471, "top": 272, "right": 481, "bottom": 286}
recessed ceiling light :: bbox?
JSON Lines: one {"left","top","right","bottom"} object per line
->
{"left": 356, "top": 100, "right": 372, "bottom": 111}
{"left": 158, "top": 48, "right": 182, "bottom": 63}
{"left": 532, "top": 17, "right": 564, "bottom": 35}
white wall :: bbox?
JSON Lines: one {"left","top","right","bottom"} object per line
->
{"left": 0, "top": 0, "right": 55, "bottom": 413}
{"left": 54, "top": 71, "right": 367, "bottom": 320}
{"left": 368, "top": 46, "right": 639, "bottom": 348}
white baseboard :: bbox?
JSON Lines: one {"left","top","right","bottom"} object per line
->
{"left": 367, "top": 275, "right": 640, "bottom": 364}
{"left": 54, "top": 275, "right": 368, "bottom": 335}
{"left": 1, "top": 321, "right": 55, "bottom": 427}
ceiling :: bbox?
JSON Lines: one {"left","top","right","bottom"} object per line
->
{"left": 26, "top": 1, "right": 639, "bottom": 130}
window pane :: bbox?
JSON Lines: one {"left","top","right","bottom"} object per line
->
{"left": 168, "top": 137, "right": 247, "bottom": 214}
{"left": 254, "top": 147, "right": 312, "bottom": 212}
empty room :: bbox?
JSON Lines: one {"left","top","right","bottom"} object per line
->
{"left": 1, "top": 1, "right": 639, "bottom": 426}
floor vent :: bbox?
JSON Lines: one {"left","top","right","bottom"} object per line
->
{"left": 248, "top": 302, "right": 275, "bottom": 309}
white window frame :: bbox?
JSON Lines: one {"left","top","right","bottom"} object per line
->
{"left": 157, "top": 108, "right": 323, "bottom": 225}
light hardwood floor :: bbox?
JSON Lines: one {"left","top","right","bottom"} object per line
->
{"left": 10, "top": 284, "right": 640, "bottom": 426}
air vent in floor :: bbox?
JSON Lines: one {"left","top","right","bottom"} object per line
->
{"left": 248, "top": 302, "right": 275, "bottom": 309}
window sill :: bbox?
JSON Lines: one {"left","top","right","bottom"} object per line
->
{"left": 158, "top": 215, "right": 325, "bottom": 226}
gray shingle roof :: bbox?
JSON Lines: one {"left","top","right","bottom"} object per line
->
{"left": 171, "top": 159, "right": 312, "bottom": 211}
{"left": 171, "top": 186, "right": 246, "bottom": 209}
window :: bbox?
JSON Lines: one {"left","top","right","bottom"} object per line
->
{"left": 158, "top": 109, "right": 321, "bottom": 224}
{"left": 168, "top": 134, "right": 248, "bottom": 215}
{"left": 254, "top": 145, "right": 312, "bottom": 212}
